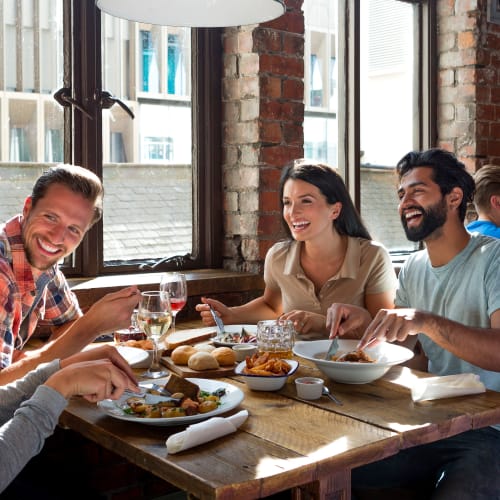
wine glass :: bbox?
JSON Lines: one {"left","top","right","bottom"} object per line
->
{"left": 137, "top": 290, "right": 172, "bottom": 378}
{"left": 160, "top": 272, "right": 187, "bottom": 336}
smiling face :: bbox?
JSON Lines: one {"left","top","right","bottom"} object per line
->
{"left": 282, "top": 178, "right": 340, "bottom": 242}
{"left": 22, "top": 183, "right": 95, "bottom": 271}
{"left": 397, "top": 167, "right": 450, "bottom": 242}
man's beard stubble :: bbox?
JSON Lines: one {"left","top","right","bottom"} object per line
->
{"left": 401, "top": 198, "right": 447, "bottom": 242}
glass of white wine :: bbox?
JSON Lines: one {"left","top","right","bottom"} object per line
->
{"left": 137, "top": 290, "right": 172, "bottom": 378}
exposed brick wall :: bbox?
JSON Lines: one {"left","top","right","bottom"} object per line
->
{"left": 437, "top": 0, "right": 500, "bottom": 172}
{"left": 222, "top": 0, "right": 305, "bottom": 274}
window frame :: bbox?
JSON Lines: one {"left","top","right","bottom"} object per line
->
{"left": 64, "top": 0, "right": 222, "bottom": 278}
{"left": 340, "top": 0, "right": 437, "bottom": 211}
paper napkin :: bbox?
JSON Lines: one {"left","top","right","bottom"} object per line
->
{"left": 411, "top": 373, "right": 486, "bottom": 402}
{"left": 166, "top": 410, "right": 249, "bottom": 454}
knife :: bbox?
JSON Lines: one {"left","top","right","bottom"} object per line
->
{"left": 208, "top": 305, "right": 225, "bottom": 338}
{"left": 324, "top": 336, "right": 339, "bottom": 360}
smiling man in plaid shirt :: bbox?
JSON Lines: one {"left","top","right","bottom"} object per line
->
{"left": 0, "top": 164, "right": 140, "bottom": 385}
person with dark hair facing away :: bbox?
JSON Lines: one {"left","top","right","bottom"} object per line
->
{"left": 466, "top": 164, "right": 500, "bottom": 238}
{"left": 0, "top": 164, "right": 140, "bottom": 385}
{"left": 196, "top": 159, "right": 396, "bottom": 337}
{"left": 327, "top": 148, "right": 500, "bottom": 499}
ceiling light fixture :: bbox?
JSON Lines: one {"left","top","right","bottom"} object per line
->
{"left": 96, "top": 0, "right": 286, "bottom": 28}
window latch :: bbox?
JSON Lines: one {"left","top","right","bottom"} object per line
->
{"left": 100, "top": 90, "right": 135, "bottom": 119}
{"left": 53, "top": 87, "right": 93, "bottom": 120}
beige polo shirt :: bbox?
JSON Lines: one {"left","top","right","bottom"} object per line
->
{"left": 264, "top": 237, "right": 396, "bottom": 315}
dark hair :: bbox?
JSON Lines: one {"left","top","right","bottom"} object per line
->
{"left": 279, "top": 159, "right": 372, "bottom": 239}
{"left": 473, "top": 164, "right": 500, "bottom": 214}
{"left": 31, "top": 164, "right": 104, "bottom": 227}
{"left": 396, "top": 148, "right": 475, "bottom": 222}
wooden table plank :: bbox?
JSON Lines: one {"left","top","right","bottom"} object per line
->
{"left": 281, "top": 362, "right": 500, "bottom": 450}
{"left": 60, "top": 373, "right": 400, "bottom": 499}
{"left": 56, "top": 321, "right": 500, "bottom": 499}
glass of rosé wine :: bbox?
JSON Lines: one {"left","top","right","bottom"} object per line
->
{"left": 160, "top": 272, "right": 187, "bottom": 336}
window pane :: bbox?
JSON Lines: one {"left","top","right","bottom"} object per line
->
{"left": 0, "top": 0, "right": 64, "bottom": 222}
{"left": 101, "top": 16, "right": 193, "bottom": 265}
{"left": 303, "top": 0, "right": 338, "bottom": 169}
{"left": 360, "top": 0, "right": 418, "bottom": 252}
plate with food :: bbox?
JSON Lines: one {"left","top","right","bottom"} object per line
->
{"left": 293, "top": 339, "right": 413, "bottom": 384}
{"left": 98, "top": 377, "right": 244, "bottom": 426}
{"left": 212, "top": 324, "right": 257, "bottom": 347}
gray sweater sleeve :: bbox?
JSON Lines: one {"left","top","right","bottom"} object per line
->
{"left": 0, "top": 360, "right": 68, "bottom": 493}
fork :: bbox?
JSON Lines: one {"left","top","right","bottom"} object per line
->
{"left": 324, "top": 335, "right": 339, "bottom": 360}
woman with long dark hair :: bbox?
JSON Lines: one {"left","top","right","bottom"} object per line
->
{"left": 196, "top": 160, "right": 395, "bottom": 336}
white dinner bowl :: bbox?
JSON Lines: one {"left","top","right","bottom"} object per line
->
{"left": 235, "top": 359, "right": 299, "bottom": 391}
{"left": 293, "top": 339, "right": 413, "bottom": 384}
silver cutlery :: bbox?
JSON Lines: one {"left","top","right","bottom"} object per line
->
{"left": 209, "top": 305, "right": 225, "bottom": 338}
{"left": 322, "top": 386, "right": 343, "bottom": 406}
{"left": 324, "top": 335, "right": 339, "bottom": 360}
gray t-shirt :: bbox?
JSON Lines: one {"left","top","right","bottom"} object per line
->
{"left": 396, "top": 233, "right": 500, "bottom": 390}
{"left": 0, "top": 360, "right": 67, "bottom": 492}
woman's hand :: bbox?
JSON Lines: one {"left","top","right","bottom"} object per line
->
{"left": 195, "top": 297, "right": 234, "bottom": 326}
{"left": 280, "top": 310, "right": 326, "bottom": 335}
{"left": 326, "top": 303, "right": 372, "bottom": 340}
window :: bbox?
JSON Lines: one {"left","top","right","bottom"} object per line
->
{"left": 0, "top": 1, "right": 222, "bottom": 277}
{"left": 303, "top": 0, "right": 436, "bottom": 254}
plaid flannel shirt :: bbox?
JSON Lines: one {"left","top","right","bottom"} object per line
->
{"left": 0, "top": 215, "right": 82, "bottom": 369}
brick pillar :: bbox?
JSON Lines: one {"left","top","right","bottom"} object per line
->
{"left": 437, "top": 0, "right": 500, "bottom": 172}
{"left": 222, "top": 0, "right": 304, "bottom": 273}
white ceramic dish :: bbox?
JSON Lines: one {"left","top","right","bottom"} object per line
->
{"left": 84, "top": 344, "right": 149, "bottom": 368}
{"left": 293, "top": 339, "right": 413, "bottom": 384}
{"left": 234, "top": 359, "right": 299, "bottom": 391}
{"left": 98, "top": 378, "right": 244, "bottom": 426}
{"left": 213, "top": 324, "right": 257, "bottom": 348}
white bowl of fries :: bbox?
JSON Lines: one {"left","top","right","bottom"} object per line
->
{"left": 235, "top": 358, "right": 299, "bottom": 391}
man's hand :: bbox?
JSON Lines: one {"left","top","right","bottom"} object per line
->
{"left": 358, "top": 308, "right": 424, "bottom": 349}
{"left": 45, "top": 359, "right": 139, "bottom": 402}
{"left": 60, "top": 344, "right": 137, "bottom": 386}
{"left": 81, "top": 286, "right": 141, "bottom": 337}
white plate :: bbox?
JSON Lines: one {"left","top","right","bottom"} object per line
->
{"left": 212, "top": 324, "right": 258, "bottom": 347}
{"left": 116, "top": 346, "right": 151, "bottom": 367}
{"left": 84, "top": 344, "right": 149, "bottom": 368}
{"left": 98, "top": 378, "right": 244, "bottom": 426}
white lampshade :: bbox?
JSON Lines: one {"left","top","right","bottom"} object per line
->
{"left": 96, "top": 0, "right": 286, "bottom": 27}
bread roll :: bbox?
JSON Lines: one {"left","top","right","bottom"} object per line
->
{"left": 171, "top": 345, "right": 197, "bottom": 365}
{"left": 211, "top": 347, "right": 236, "bottom": 366}
{"left": 188, "top": 351, "right": 220, "bottom": 371}
{"left": 194, "top": 343, "right": 215, "bottom": 353}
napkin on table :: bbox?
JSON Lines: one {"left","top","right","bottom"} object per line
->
{"left": 411, "top": 373, "right": 485, "bottom": 402}
{"left": 166, "top": 410, "right": 249, "bottom": 454}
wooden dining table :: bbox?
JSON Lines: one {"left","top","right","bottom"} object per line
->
{"left": 58, "top": 325, "right": 500, "bottom": 500}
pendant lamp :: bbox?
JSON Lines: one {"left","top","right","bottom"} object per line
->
{"left": 96, "top": 0, "right": 286, "bottom": 27}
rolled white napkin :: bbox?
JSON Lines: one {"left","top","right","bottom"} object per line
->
{"left": 166, "top": 410, "right": 249, "bottom": 454}
{"left": 411, "top": 373, "right": 486, "bottom": 402}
